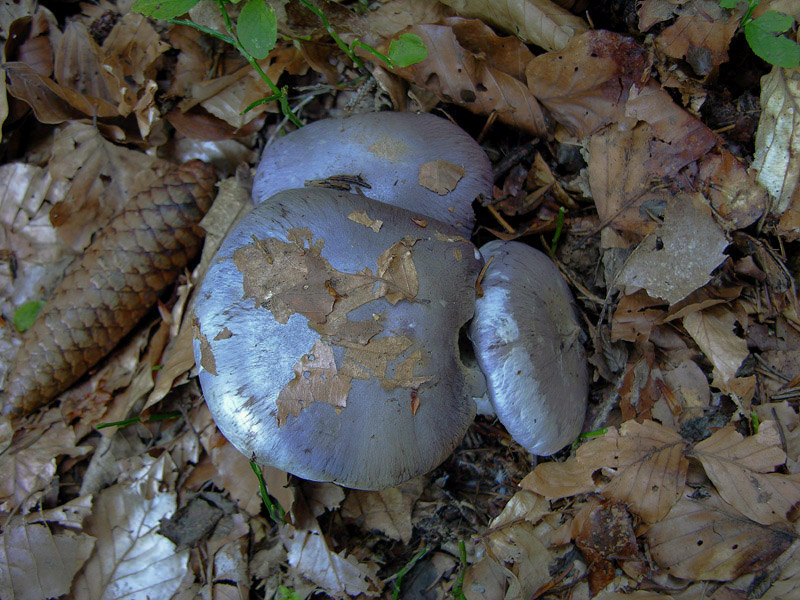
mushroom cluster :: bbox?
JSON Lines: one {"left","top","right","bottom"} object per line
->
{"left": 193, "top": 112, "right": 588, "bottom": 490}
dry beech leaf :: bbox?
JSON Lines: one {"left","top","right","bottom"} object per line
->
{"left": 655, "top": 0, "right": 740, "bottom": 76}
{"left": 0, "top": 519, "right": 96, "bottom": 600}
{"left": 697, "top": 149, "right": 767, "bottom": 230}
{"left": 575, "top": 501, "right": 639, "bottom": 595}
{"left": 463, "top": 557, "right": 520, "bottom": 600}
{"left": 482, "top": 520, "right": 551, "bottom": 599}
{"left": 610, "top": 290, "right": 666, "bottom": 343}
{"left": 24, "top": 494, "right": 95, "bottom": 530}
{"left": 341, "top": 477, "right": 424, "bottom": 543}
{"left": 440, "top": 0, "right": 589, "bottom": 51}
{"left": 0, "top": 421, "right": 91, "bottom": 512}
{"left": 615, "top": 194, "right": 729, "bottom": 305}
{"left": 71, "top": 483, "right": 189, "bottom": 600}
{"left": 347, "top": 209, "right": 383, "bottom": 232}
{"left": 683, "top": 305, "right": 749, "bottom": 388}
{"left": 521, "top": 420, "right": 688, "bottom": 523}
{"left": 489, "top": 489, "right": 551, "bottom": 529}
{"left": 646, "top": 487, "right": 795, "bottom": 581}
{"left": 526, "top": 30, "right": 652, "bottom": 138}
{"left": 48, "top": 123, "right": 163, "bottom": 251}
{"left": 286, "top": 501, "right": 381, "bottom": 597}
{"left": 277, "top": 339, "right": 352, "bottom": 425}
{"left": 753, "top": 65, "right": 800, "bottom": 216}
{"left": 376, "top": 235, "right": 420, "bottom": 304}
{"left": 690, "top": 422, "right": 800, "bottom": 526}
{"left": 419, "top": 159, "right": 466, "bottom": 195}
{"left": 54, "top": 21, "right": 120, "bottom": 108}
{"left": 390, "top": 18, "right": 546, "bottom": 135}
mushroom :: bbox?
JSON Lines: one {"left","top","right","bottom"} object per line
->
{"left": 252, "top": 111, "right": 492, "bottom": 235}
{"left": 193, "top": 187, "right": 484, "bottom": 490}
{"left": 193, "top": 111, "right": 588, "bottom": 489}
{"left": 469, "top": 240, "right": 589, "bottom": 455}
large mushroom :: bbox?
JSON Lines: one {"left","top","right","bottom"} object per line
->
{"left": 193, "top": 188, "right": 484, "bottom": 489}
{"left": 193, "top": 111, "right": 589, "bottom": 489}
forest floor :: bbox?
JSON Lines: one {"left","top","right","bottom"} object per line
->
{"left": 1, "top": 1, "right": 800, "bottom": 599}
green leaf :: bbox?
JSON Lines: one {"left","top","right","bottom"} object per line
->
{"left": 745, "top": 11, "right": 800, "bottom": 68}
{"left": 13, "top": 300, "right": 44, "bottom": 332}
{"left": 719, "top": 0, "right": 743, "bottom": 8}
{"left": 132, "top": 0, "right": 201, "bottom": 19}
{"left": 388, "top": 33, "right": 428, "bottom": 68}
{"left": 237, "top": 0, "right": 277, "bottom": 60}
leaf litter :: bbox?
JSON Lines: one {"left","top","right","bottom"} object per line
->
{"left": 1, "top": 0, "right": 800, "bottom": 598}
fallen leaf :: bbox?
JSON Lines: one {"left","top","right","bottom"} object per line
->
{"left": 376, "top": 235, "right": 420, "bottom": 304}
{"left": 0, "top": 519, "right": 96, "bottom": 600}
{"left": 341, "top": 477, "right": 424, "bottom": 543}
{"left": 646, "top": 487, "right": 794, "bottom": 581}
{"left": 71, "top": 484, "right": 189, "bottom": 599}
{"left": 615, "top": 194, "right": 730, "bottom": 305}
{"left": 683, "top": 305, "right": 749, "bottom": 387}
{"left": 347, "top": 209, "right": 383, "bottom": 232}
{"left": 439, "top": 0, "right": 589, "bottom": 51}
{"left": 277, "top": 339, "right": 352, "bottom": 425}
{"left": 0, "top": 420, "right": 91, "bottom": 512}
{"left": 419, "top": 159, "right": 466, "bottom": 195}
{"left": 691, "top": 422, "right": 800, "bottom": 525}
{"left": 655, "top": 0, "right": 740, "bottom": 77}
{"left": 521, "top": 420, "right": 688, "bottom": 523}
{"left": 390, "top": 18, "right": 546, "bottom": 134}
{"left": 526, "top": 30, "right": 652, "bottom": 138}
{"left": 753, "top": 65, "right": 800, "bottom": 215}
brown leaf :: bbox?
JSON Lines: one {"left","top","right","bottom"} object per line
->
{"left": 691, "top": 422, "right": 800, "bottom": 525}
{"left": 611, "top": 290, "right": 666, "bottom": 343}
{"left": 0, "top": 519, "right": 96, "bottom": 600}
{"left": 753, "top": 65, "right": 800, "bottom": 216}
{"left": 526, "top": 30, "right": 652, "bottom": 138}
{"left": 341, "top": 477, "right": 424, "bottom": 543}
{"left": 616, "top": 194, "right": 730, "bottom": 305}
{"left": 0, "top": 420, "right": 91, "bottom": 512}
{"left": 376, "top": 235, "right": 420, "bottom": 304}
{"left": 277, "top": 339, "right": 352, "bottom": 425}
{"left": 646, "top": 487, "right": 794, "bottom": 581}
{"left": 655, "top": 0, "right": 740, "bottom": 76}
{"left": 390, "top": 18, "right": 546, "bottom": 135}
{"left": 440, "top": 0, "right": 589, "bottom": 52}
{"left": 47, "top": 123, "right": 163, "bottom": 251}
{"left": 683, "top": 305, "right": 749, "bottom": 388}
{"left": 419, "top": 159, "right": 466, "bottom": 195}
{"left": 347, "top": 209, "right": 383, "bottom": 232}
{"left": 521, "top": 420, "right": 688, "bottom": 523}
{"left": 575, "top": 501, "right": 639, "bottom": 596}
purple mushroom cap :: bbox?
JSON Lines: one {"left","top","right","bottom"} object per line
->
{"left": 252, "top": 112, "right": 492, "bottom": 236}
{"left": 193, "top": 187, "right": 485, "bottom": 489}
{"left": 469, "top": 241, "right": 588, "bottom": 455}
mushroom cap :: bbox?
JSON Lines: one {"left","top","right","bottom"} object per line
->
{"left": 252, "top": 112, "right": 492, "bottom": 236}
{"left": 469, "top": 241, "right": 588, "bottom": 455}
{"left": 193, "top": 187, "right": 484, "bottom": 489}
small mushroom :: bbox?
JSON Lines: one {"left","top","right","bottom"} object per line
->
{"left": 469, "top": 241, "right": 588, "bottom": 455}
{"left": 193, "top": 187, "right": 485, "bottom": 490}
{"left": 252, "top": 112, "right": 492, "bottom": 235}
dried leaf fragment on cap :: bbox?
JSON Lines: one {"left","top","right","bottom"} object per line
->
{"left": 419, "top": 159, "right": 466, "bottom": 195}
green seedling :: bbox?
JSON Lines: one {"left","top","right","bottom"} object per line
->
{"left": 250, "top": 459, "right": 286, "bottom": 525}
{"left": 451, "top": 541, "right": 468, "bottom": 600}
{"left": 132, "top": 0, "right": 428, "bottom": 126}
{"left": 550, "top": 206, "right": 567, "bottom": 255}
{"left": 391, "top": 546, "right": 429, "bottom": 600}
{"left": 721, "top": 0, "right": 800, "bottom": 68}
{"left": 13, "top": 300, "right": 44, "bottom": 332}
{"left": 96, "top": 411, "right": 183, "bottom": 429}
